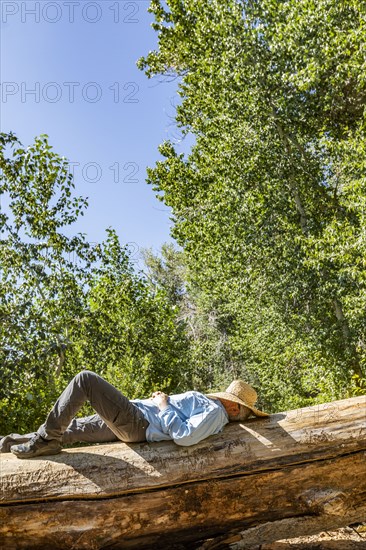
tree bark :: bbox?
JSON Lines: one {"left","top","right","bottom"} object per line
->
{"left": 1, "top": 396, "right": 365, "bottom": 549}
{"left": 272, "top": 116, "right": 308, "bottom": 235}
{"left": 333, "top": 297, "right": 364, "bottom": 380}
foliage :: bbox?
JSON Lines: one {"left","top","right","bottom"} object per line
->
{"left": 141, "top": 243, "right": 187, "bottom": 306}
{"left": 74, "top": 231, "right": 192, "bottom": 400}
{"left": 0, "top": 132, "right": 93, "bottom": 433}
{"left": 142, "top": 244, "right": 235, "bottom": 391}
{"left": 138, "top": 0, "right": 366, "bottom": 410}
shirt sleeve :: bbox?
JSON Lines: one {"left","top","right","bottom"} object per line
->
{"left": 158, "top": 403, "right": 228, "bottom": 446}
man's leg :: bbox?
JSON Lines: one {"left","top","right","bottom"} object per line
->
{"left": 37, "top": 370, "right": 148, "bottom": 443}
{"left": 62, "top": 414, "right": 119, "bottom": 445}
{"left": 0, "top": 432, "right": 36, "bottom": 453}
{"left": 11, "top": 370, "right": 149, "bottom": 458}
{"left": 1, "top": 414, "right": 117, "bottom": 453}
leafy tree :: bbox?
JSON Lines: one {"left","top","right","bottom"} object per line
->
{"left": 0, "top": 132, "right": 95, "bottom": 432}
{"left": 0, "top": 133, "right": 191, "bottom": 434}
{"left": 138, "top": 0, "right": 366, "bottom": 409}
{"left": 142, "top": 244, "right": 252, "bottom": 392}
{"left": 141, "top": 242, "right": 187, "bottom": 306}
{"left": 74, "top": 232, "right": 192, "bottom": 400}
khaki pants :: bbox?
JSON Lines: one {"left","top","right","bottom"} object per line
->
{"left": 37, "top": 370, "right": 149, "bottom": 444}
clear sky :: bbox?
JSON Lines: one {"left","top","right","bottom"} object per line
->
{"left": 1, "top": 0, "right": 192, "bottom": 268}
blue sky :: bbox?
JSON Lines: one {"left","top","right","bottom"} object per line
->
{"left": 1, "top": 0, "right": 192, "bottom": 267}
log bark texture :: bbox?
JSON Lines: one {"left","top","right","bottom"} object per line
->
{"left": 1, "top": 395, "right": 365, "bottom": 549}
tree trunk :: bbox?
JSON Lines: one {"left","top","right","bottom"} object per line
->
{"left": 333, "top": 296, "right": 364, "bottom": 380}
{"left": 1, "top": 396, "right": 365, "bottom": 549}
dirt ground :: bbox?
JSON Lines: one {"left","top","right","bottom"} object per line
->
{"left": 260, "top": 524, "right": 366, "bottom": 549}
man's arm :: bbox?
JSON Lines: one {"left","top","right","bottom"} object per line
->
{"left": 151, "top": 391, "right": 228, "bottom": 446}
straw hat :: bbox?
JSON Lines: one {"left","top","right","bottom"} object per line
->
{"left": 207, "top": 380, "right": 269, "bottom": 417}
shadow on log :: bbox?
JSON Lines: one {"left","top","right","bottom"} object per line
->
{"left": 1, "top": 395, "right": 365, "bottom": 549}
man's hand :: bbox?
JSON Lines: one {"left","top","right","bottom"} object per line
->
{"left": 151, "top": 391, "right": 169, "bottom": 410}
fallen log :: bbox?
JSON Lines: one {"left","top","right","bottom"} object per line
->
{"left": 1, "top": 395, "right": 365, "bottom": 549}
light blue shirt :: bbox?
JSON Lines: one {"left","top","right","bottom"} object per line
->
{"left": 132, "top": 391, "right": 229, "bottom": 446}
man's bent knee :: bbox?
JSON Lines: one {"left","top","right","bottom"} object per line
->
{"left": 76, "top": 369, "right": 97, "bottom": 381}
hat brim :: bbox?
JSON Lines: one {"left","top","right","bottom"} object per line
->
{"left": 207, "top": 392, "right": 269, "bottom": 417}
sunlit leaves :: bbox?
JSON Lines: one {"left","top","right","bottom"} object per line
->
{"left": 138, "top": 0, "right": 366, "bottom": 408}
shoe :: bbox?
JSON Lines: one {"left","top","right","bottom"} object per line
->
{"left": 10, "top": 433, "right": 62, "bottom": 459}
